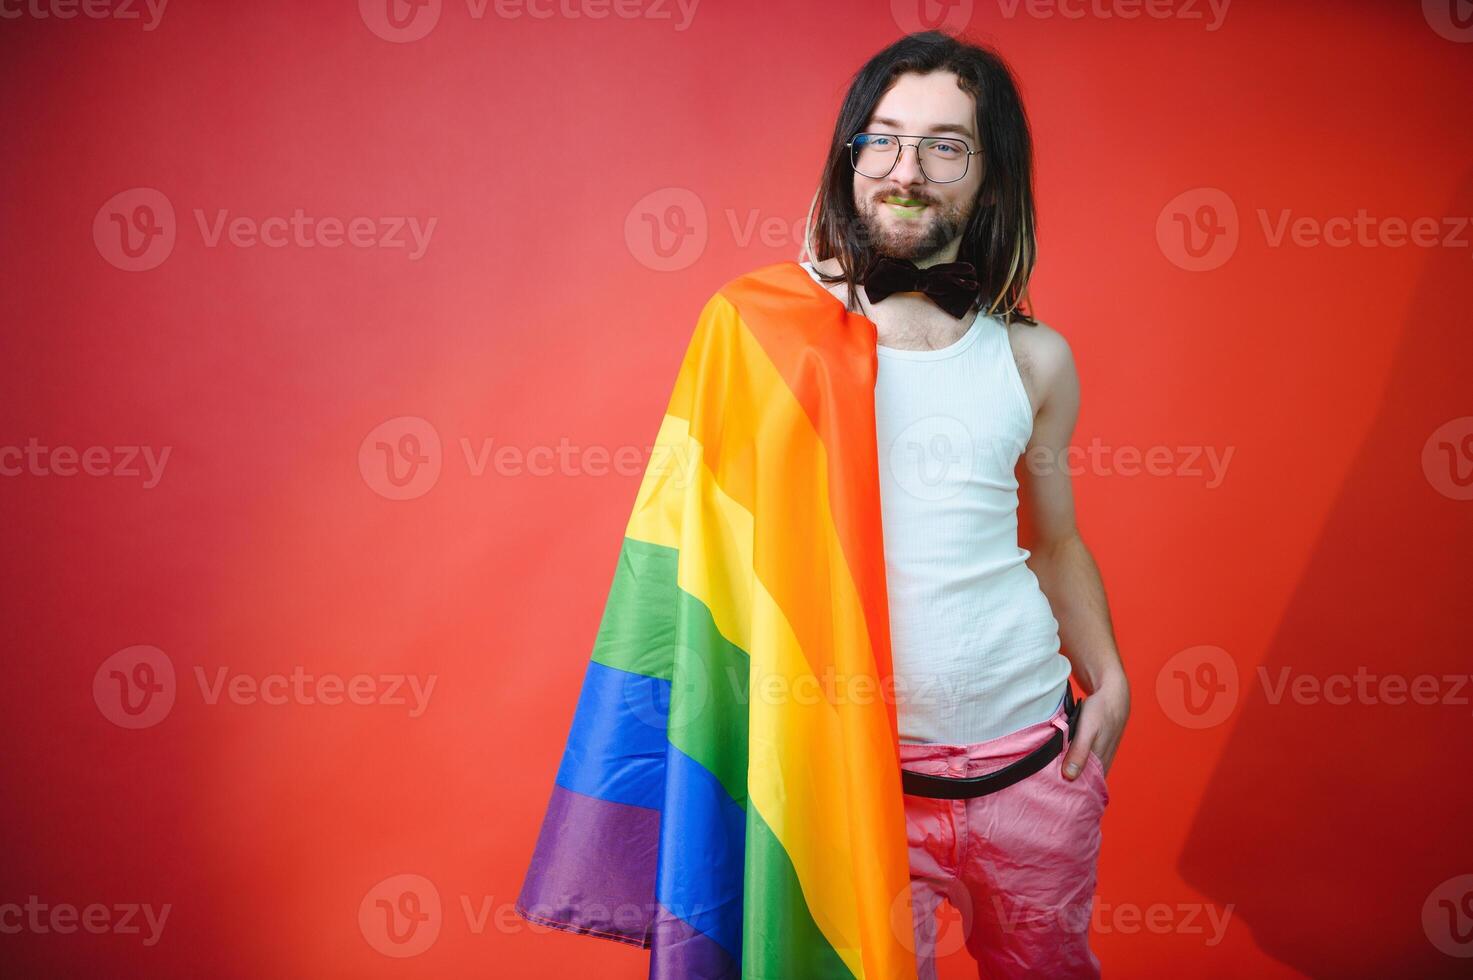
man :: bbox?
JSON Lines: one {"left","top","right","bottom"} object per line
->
{"left": 799, "top": 33, "right": 1130, "bottom": 978}
{"left": 516, "top": 30, "right": 1128, "bottom": 980}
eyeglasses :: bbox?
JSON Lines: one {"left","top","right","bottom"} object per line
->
{"left": 844, "top": 132, "right": 980, "bottom": 183}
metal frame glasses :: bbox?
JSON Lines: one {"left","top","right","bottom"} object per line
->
{"left": 844, "top": 132, "right": 980, "bottom": 183}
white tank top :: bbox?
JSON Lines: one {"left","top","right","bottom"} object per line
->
{"left": 800, "top": 261, "right": 1071, "bottom": 745}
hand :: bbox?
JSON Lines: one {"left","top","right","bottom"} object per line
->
{"left": 1061, "top": 674, "right": 1129, "bottom": 781}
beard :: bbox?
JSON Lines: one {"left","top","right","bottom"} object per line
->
{"left": 852, "top": 189, "right": 971, "bottom": 262}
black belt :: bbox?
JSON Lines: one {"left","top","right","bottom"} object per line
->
{"left": 900, "top": 686, "right": 1080, "bottom": 800}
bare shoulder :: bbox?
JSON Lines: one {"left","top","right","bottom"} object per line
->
{"left": 1005, "top": 316, "right": 1077, "bottom": 416}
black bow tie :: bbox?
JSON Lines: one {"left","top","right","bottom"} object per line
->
{"left": 861, "top": 256, "right": 979, "bottom": 319}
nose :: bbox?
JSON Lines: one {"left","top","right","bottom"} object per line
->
{"left": 887, "top": 140, "right": 927, "bottom": 186}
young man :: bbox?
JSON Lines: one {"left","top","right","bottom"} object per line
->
{"left": 799, "top": 34, "right": 1129, "bottom": 979}
{"left": 517, "top": 31, "right": 1128, "bottom": 980}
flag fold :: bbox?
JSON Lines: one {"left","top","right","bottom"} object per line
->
{"left": 516, "top": 261, "right": 918, "bottom": 980}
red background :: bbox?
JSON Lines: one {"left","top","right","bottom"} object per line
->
{"left": 3, "top": 1, "right": 1471, "bottom": 976}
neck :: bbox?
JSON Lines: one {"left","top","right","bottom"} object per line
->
{"left": 910, "top": 241, "right": 962, "bottom": 269}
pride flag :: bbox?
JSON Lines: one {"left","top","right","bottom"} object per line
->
{"left": 515, "top": 261, "right": 918, "bottom": 980}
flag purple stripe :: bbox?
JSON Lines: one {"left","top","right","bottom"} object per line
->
{"left": 650, "top": 903, "right": 741, "bottom": 980}
{"left": 516, "top": 783, "right": 660, "bottom": 946}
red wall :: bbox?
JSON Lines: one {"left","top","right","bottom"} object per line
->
{"left": 3, "top": 1, "right": 1471, "bottom": 976}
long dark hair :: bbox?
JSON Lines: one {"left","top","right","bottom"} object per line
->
{"left": 801, "top": 31, "right": 1039, "bottom": 326}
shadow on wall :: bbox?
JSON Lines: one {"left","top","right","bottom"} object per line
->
{"left": 1177, "top": 166, "right": 1473, "bottom": 978}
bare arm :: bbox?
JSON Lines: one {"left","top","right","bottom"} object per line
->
{"left": 1014, "top": 323, "right": 1130, "bottom": 779}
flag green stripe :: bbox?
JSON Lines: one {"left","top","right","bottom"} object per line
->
{"left": 592, "top": 537, "right": 854, "bottom": 976}
{"left": 743, "top": 802, "right": 860, "bottom": 979}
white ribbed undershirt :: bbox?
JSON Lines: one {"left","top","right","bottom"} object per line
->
{"left": 801, "top": 261, "right": 1072, "bottom": 745}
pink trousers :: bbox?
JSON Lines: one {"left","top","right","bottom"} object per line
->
{"left": 899, "top": 697, "right": 1109, "bottom": 979}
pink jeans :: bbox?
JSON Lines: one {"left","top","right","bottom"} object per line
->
{"left": 900, "top": 697, "right": 1109, "bottom": 979}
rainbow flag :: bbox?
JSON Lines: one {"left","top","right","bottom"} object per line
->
{"left": 515, "top": 261, "right": 918, "bottom": 979}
